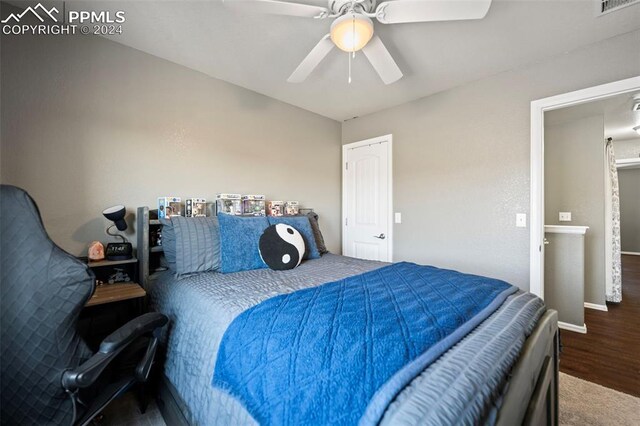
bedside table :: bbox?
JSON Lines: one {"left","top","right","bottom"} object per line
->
{"left": 79, "top": 258, "right": 147, "bottom": 349}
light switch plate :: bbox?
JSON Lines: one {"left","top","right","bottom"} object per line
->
{"left": 394, "top": 212, "right": 402, "bottom": 224}
{"left": 559, "top": 212, "right": 572, "bottom": 222}
{"left": 516, "top": 213, "right": 527, "bottom": 228}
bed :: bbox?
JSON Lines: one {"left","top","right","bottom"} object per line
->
{"left": 137, "top": 207, "right": 558, "bottom": 426}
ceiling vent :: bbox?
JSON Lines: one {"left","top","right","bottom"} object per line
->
{"left": 599, "top": 0, "right": 639, "bottom": 15}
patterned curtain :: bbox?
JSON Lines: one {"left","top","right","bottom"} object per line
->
{"left": 605, "top": 139, "right": 622, "bottom": 303}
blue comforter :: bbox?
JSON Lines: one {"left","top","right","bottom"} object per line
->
{"left": 212, "top": 262, "right": 517, "bottom": 425}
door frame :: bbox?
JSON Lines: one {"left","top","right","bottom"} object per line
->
{"left": 529, "top": 76, "right": 640, "bottom": 299}
{"left": 342, "top": 134, "right": 394, "bottom": 262}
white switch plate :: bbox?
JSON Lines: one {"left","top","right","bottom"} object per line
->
{"left": 516, "top": 213, "right": 527, "bottom": 228}
{"left": 559, "top": 212, "right": 572, "bottom": 222}
{"left": 394, "top": 212, "right": 402, "bottom": 224}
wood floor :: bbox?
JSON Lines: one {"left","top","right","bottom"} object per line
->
{"left": 559, "top": 254, "right": 640, "bottom": 397}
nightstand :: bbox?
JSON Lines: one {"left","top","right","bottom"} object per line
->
{"left": 79, "top": 258, "right": 147, "bottom": 349}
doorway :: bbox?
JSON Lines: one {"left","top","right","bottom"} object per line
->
{"left": 342, "top": 135, "right": 393, "bottom": 262}
{"left": 529, "top": 76, "right": 640, "bottom": 299}
{"left": 532, "top": 79, "right": 640, "bottom": 396}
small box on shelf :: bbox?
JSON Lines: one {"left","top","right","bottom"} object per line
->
{"left": 216, "top": 194, "right": 242, "bottom": 216}
{"left": 242, "top": 195, "right": 266, "bottom": 216}
{"left": 157, "top": 197, "right": 182, "bottom": 219}
{"left": 267, "top": 201, "right": 285, "bottom": 217}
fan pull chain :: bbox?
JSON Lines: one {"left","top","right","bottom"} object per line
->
{"left": 349, "top": 12, "right": 355, "bottom": 84}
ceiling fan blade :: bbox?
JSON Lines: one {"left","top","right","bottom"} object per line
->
{"left": 224, "top": 0, "right": 329, "bottom": 19}
{"left": 362, "top": 35, "right": 403, "bottom": 85}
{"left": 287, "top": 34, "right": 335, "bottom": 83}
{"left": 376, "top": 0, "right": 492, "bottom": 24}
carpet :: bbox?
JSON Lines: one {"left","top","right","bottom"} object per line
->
{"left": 560, "top": 372, "right": 640, "bottom": 426}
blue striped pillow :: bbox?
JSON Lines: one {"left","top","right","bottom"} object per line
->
{"left": 172, "top": 216, "right": 221, "bottom": 276}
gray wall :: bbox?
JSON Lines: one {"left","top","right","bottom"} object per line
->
{"left": 619, "top": 168, "right": 640, "bottom": 253}
{"left": 614, "top": 138, "right": 640, "bottom": 253}
{"left": 0, "top": 27, "right": 342, "bottom": 256}
{"left": 544, "top": 116, "right": 605, "bottom": 305}
{"left": 342, "top": 30, "right": 640, "bottom": 290}
{"left": 544, "top": 232, "right": 586, "bottom": 327}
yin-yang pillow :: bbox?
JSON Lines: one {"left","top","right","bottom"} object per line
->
{"left": 259, "top": 224, "right": 306, "bottom": 270}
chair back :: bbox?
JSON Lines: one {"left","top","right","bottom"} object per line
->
{"left": 1, "top": 185, "right": 94, "bottom": 425}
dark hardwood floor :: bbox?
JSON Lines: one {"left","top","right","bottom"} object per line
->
{"left": 559, "top": 254, "right": 640, "bottom": 397}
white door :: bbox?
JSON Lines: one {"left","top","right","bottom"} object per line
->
{"left": 342, "top": 135, "right": 392, "bottom": 262}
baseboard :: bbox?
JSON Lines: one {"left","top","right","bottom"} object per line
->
{"left": 621, "top": 251, "right": 640, "bottom": 256}
{"left": 558, "top": 321, "right": 587, "bottom": 334}
{"left": 584, "top": 302, "right": 608, "bottom": 312}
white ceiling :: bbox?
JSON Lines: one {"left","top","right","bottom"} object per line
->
{"left": 546, "top": 91, "right": 640, "bottom": 140}
{"left": 11, "top": 0, "right": 640, "bottom": 121}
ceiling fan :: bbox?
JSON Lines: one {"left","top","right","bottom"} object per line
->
{"left": 224, "top": 0, "right": 492, "bottom": 85}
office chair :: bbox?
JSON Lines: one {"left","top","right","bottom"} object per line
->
{"left": 0, "top": 185, "right": 168, "bottom": 425}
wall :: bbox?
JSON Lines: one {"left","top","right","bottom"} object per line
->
{"left": 614, "top": 138, "right": 640, "bottom": 160}
{"left": 544, "top": 232, "right": 586, "bottom": 327}
{"left": 0, "top": 22, "right": 342, "bottom": 255}
{"left": 619, "top": 168, "right": 640, "bottom": 253}
{"left": 615, "top": 138, "right": 640, "bottom": 253}
{"left": 545, "top": 116, "right": 605, "bottom": 305}
{"left": 342, "top": 30, "right": 640, "bottom": 291}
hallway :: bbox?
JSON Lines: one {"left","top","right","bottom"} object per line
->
{"left": 559, "top": 254, "right": 640, "bottom": 397}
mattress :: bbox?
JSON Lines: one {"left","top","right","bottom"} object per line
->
{"left": 149, "top": 254, "right": 545, "bottom": 426}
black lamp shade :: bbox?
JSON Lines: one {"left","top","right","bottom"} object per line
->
{"left": 103, "top": 205, "right": 127, "bottom": 231}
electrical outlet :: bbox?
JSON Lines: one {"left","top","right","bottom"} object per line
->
{"left": 394, "top": 212, "right": 402, "bottom": 224}
{"left": 559, "top": 212, "right": 572, "bottom": 222}
{"left": 516, "top": 213, "right": 527, "bottom": 228}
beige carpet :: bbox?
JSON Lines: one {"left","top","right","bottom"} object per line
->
{"left": 560, "top": 372, "right": 640, "bottom": 426}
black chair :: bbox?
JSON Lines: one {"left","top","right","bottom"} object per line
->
{"left": 0, "top": 185, "right": 168, "bottom": 426}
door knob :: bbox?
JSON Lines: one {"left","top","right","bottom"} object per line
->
{"left": 373, "top": 233, "right": 386, "bottom": 239}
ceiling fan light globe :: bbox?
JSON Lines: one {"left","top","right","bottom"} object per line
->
{"left": 330, "top": 13, "right": 374, "bottom": 52}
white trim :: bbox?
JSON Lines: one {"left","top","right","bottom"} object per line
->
{"left": 604, "top": 141, "right": 613, "bottom": 302}
{"left": 342, "top": 135, "right": 394, "bottom": 262}
{"left": 621, "top": 251, "right": 640, "bottom": 256}
{"left": 584, "top": 302, "right": 608, "bottom": 312}
{"left": 544, "top": 225, "right": 589, "bottom": 235}
{"left": 616, "top": 158, "right": 640, "bottom": 169}
{"left": 530, "top": 76, "right": 640, "bottom": 300}
{"left": 558, "top": 321, "right": 587, "bottom": 334}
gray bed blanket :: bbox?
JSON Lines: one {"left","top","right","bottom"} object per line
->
{"left": 149, "top": 254, "right": 544, "bottom": 425}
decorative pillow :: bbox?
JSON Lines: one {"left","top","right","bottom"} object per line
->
{"left": 306, "top": 212, "right": 328, "bottom": 255}
{"left": 218, "top": 214, "right": 269, "bottom": 273}
{"left": 267, "top": 216, "right": 320, "bottom": 259}
{"left": 160, "top": 218, "right": 176, "bottom": 270}
{"left": 259, "top": 224, "right": 305, "bottom": 270}
{"left": 172, "top": 216, "right": 221, "bottom": 276}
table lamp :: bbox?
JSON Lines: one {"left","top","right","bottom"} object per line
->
{"left": 102, "top": 205, "right": 133, "bottom": 260}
